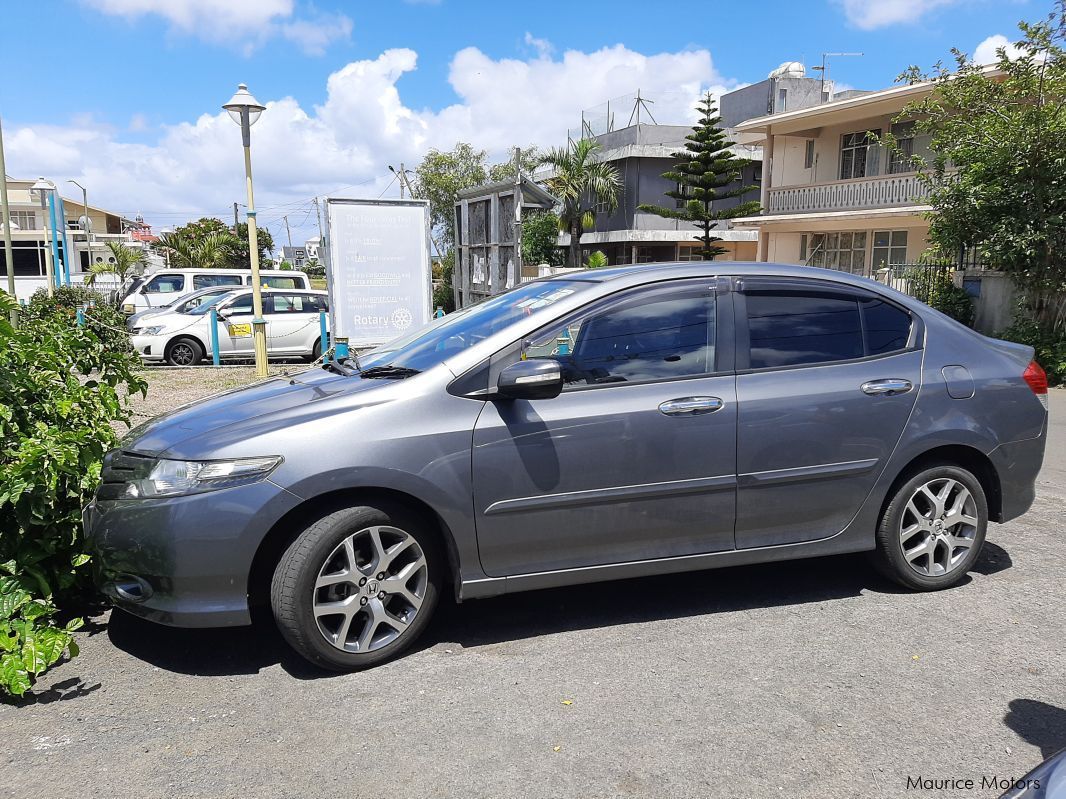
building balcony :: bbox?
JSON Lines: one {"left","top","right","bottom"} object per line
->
{"left": 766, "top": 172, "right": 928, "bottom": 215}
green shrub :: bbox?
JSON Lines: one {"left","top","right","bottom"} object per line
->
{"left": 905, "top": 268, "right": 975, "bottom": 326}
{"left": 23, "top": 286, "right": 133, "bottom": 356}
{"left": 0, "top": 291, "right": 145, "bottom": 697}
{"left": 432, "top": 250, "right": 456, "bottom": 314}
{"left": 999, "top": 306, "right": 1066, "bottom": 386}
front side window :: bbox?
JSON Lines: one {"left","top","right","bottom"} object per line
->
{"left": 839, "top": 130, "right": 881, "bottom": 180}
{"left": 522, "top": 285, "right": 716, "bottom": 388}
{"left": 194, "top": 273, "right": 243, "bottom": 289}
{"left": 222, "top": 294, "right": 254, "bottom": 314}
{"left": 145, "top": 274, "right": 185, "bottom": 293}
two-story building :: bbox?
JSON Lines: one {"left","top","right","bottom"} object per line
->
{"left": 566, "top": 122, "right": 762, "bottom": 265}
{"left": 731, "top": 80, "right": 937, "bottom": 271}
{"left": 2, "top": 176, "right": 157, "bottom": 300}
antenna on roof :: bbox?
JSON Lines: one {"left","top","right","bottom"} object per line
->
{"left": 627, "top": 90, "right": 658, "bottom": 128}
{"left": 812, "top": 52, "right": 863, "bottom": 100}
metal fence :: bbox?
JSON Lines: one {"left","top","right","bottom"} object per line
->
{"left": 872, "top": 263, "right": 957, "bottom": 303}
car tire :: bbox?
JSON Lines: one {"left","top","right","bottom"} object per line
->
{"left": 872, "top": 462, "right": 988, "bottom": 591}
{"left": 270, "top": 503, "right": 442, "bottom": 671}
{"left": 308, "top": 338, "right": 322, "bottom": 362}
{"left": 165, "top": 337, "right": 203, "bottom": 367}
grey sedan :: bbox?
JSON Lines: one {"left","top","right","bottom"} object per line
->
{"left": 85, "top": 263, "right": 1048, "bottom": 670}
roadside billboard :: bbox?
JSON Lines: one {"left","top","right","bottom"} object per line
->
{"left": 323, "top": 198, "right": 432, "bottom": 347}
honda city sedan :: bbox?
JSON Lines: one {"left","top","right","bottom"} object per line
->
{"left": 86, "top": 263, "right": 1048, "bottom": 670}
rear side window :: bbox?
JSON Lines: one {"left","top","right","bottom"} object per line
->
{"left": 260, "top": 276, "right": 299, "bottom": 290}
{"left": 863, "top": 297, "right": 912, "bottom": 354}
{"left": 270, "top": 294, "right": 323, "bottom": 313}
{"left": 745, "top": 290, "right": 912, "bottom": 369}
{"left": 194, "top": 273, "right": 243, "bottom": 289}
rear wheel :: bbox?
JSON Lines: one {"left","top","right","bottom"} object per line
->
{"left": 873, "top": 463, "right": 988, "bottom": 591}
{"left": 270, "top": 504, "right": 442, "bottom": 671}
{"left": 309, "top": 338, "right": 322, "bottom": 362}
{"left": 165, "top": 337, "right": 203, "bottom": 367}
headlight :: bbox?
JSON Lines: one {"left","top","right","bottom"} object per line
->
{"left": 97, "top": 455, "right": 282, "bottom": 499}
{"left": 122, "top": 303, "right": 135, "bottom": 314}
{"left": 141, "top": 325, "right": 166, "bottom": 336}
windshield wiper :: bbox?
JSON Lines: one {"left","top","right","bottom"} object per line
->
{"left": 358, "top": 364, "right": 421, "bottom": 379}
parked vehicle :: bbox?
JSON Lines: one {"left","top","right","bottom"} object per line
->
{"left": 1000, "top": 748, "right": 1066, "bottom": 798}
{"left": 130, "top": 288, "right": 329, "bottom": 365}
{"left": 120, "top": 268, "right": 311, "bottom": 315}
{"left": 127, "top": 286, "right": 241, "bottom": 331}
{"left": 86, "top": 263, "right": 1048, "bottom": 671}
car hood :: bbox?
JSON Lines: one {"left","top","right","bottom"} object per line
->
{"left": 123, "top": 366, "right": 410, "bottom": 457}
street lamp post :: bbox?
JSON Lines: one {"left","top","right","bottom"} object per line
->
{"left": 31, "top": 178, "right": 56, "bottom": 298}
{"left": 67, "top": 180, "right": 92, "bottom": 279}
{"left": 222, "top": 83, "right": 269, "bottom": 378}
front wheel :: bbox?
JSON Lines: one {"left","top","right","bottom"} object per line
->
{"left": 165, "top": 337, "right": 203, "bottom": 367}
{"left": 270, "top": 504, "right": 442, "bottom": 671}
{"left": 873, "top": 463, "right": 988, "bottom": 591}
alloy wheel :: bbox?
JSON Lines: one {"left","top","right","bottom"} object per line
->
{"left": 312, "top": 525, "right": 428, "bottom": 653}
{"left": 899, "top": 478, "right": 980, "bottom": 577}
{"left": 170, "top": 343, "right": 195, "bottom": 365}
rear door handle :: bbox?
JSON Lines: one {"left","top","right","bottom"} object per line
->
{"left": 658, "top": 396, "right": 723, "bottom": 416}
{"left": 861, "top": 379, "right": 913, "bottom": 396}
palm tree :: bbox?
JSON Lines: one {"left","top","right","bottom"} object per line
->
{"left": 156, "top": 230, "right": 240, "bottom": 269}
{"left": 540, "top": 139, "right": 622, "bottom": 268}
{"left": 86, "top": 241, "right": 148, "bottom": 288}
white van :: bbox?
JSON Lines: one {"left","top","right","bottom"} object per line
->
{"left": 120, "top": 268, "right": 311, "bottom": 315}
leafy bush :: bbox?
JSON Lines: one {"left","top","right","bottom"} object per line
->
{"left": 584, "top": 250, "right": 609, "bottom": 269}
{"left": 999, "top": 306, "right": 1066, "bottom": 386}
{"left": 904, "top": 268, "right": 976, "bottom": 326}
{"left": 521, "top": 211, "right": 563, "bottom": 267}
{"left": 0, "top": 290, "right": 145, "bottom": 697}
{"left": 432, "top": 250, "right": 456, "bottom": 313}
{"left": 0, "top": 574, "right": 82, "bottom": 698}
{"left": 23, "top": 286, "right": 133, "bottom": 356}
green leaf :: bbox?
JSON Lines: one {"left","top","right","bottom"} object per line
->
{"left": 0, "top": 653, "right": 31, "bottom": 697}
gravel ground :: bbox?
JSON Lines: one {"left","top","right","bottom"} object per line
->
{"left": 3, "top": 374, "right": 1064, "bottom": 799}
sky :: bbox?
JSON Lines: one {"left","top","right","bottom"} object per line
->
{"left": 0, "top": 0, "right": 1044, "bottom": 251}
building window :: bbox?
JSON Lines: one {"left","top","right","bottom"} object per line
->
{"left": 677, "top": 245, "right": 703, "bottom": 262}
{"left": 802, "top": 232, "right": 868, "bottom": 274}
{"left": 871, "top": 230, "right": 909, "bottom": 268}
{"left": 804, "top": 140, "right": 815, "bottom": 170}
{"left": 777, "top": 88, "right": 788, "bottom": 113}
{"left": 8, "top": 210, "right": 36, "bottom": 230}
{"left": 593, "top": 197, "right": 609, "bottom": 215}
{"left": 888, "top": 121, "right": 915, "bottom": 174}
{"left": 752, "top": 164, "right": 762, "bottom": 183}
{"left": 674, "top": 182, "right": 689, "bottom": 209}
{"left": 839, "top": 130, "right": 881, "bottom": 180}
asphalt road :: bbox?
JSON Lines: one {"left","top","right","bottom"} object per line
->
{"left": 3, "top": 393, "right": 1064, "bottom": 799}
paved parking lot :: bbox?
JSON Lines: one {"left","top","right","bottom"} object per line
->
{"left": 2, "top": 388, "right": 1063, "bottom": 799}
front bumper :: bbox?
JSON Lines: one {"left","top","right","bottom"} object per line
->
{"left": 131, "top": 334, "right": 165, "bottom": 362}
{"left": 83, "top": 478, "right": 302, "bottom": 628}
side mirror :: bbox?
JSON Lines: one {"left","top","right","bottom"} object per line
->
{"left": 215, "top": 308, "right": 230, "bottom": 319}
{"left": 496, "top": 359, "right": 563, "bottom": 401}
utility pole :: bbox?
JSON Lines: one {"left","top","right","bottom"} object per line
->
{"left": 398, "top": 162, "right": 406, "bottom": 198}
{"left": 283, "top": 215, "right": 293, "bottom": 248}
{"left": 389, "top": 164, "right": 415, "bottom": 199}
{"left": 233, "top": 202, "right": 239, "bottom": 232}
{"left": 0, "top": 115, "right": 16, "bottom": 322}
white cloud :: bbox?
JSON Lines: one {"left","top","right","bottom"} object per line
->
{"left": 80, "top": 0, "right": 351, "bottom": 54}
{"left": 838, "top": 0, "right": 959, "bottom": 29}
{"left": 973, "top": 34, "right": 1027, "bottom": 65}
{"left": 524, "top": 32, "right": 554, "bottom": 59}
{"left": 5, "top": 44, "right": 733, "bottom": 244}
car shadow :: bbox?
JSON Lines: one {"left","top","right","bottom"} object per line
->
{"left": 1004, "top": 699, "right": 1066, "bottom": 759}
{"left": 105, "top": 541, "right": 1013, "bottom": 681}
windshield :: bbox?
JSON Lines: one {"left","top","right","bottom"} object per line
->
{"left": 186, "top": 291, "right": 243, "bottom": 315}
{"left": 359, "top": 280, "right": 591, "bottom": 372}
{"left": 177, "top": 290, "right": 233, "bottom": 314}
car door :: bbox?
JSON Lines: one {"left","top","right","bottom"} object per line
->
{"left": 733, "top": 276, "right": 922, "bottom": 549}
{"left": 471, "top": 279, "right": 738, "bottom": 577}
{"left": 266, "top": 293, "right": 323, "bottom": 354}
{"left": 218, "top": 293, "right": 257, "bottom": 356}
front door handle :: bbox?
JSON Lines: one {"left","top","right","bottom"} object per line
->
{"left": 861, "top": 378, "right": 913, "bottom": 396}
{"left": 658, "top": 396, "right": 724, "bottom": 416}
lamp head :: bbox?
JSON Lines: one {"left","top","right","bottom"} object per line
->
{"left": 222, "top": 83, "right": 266, "bottom": 127}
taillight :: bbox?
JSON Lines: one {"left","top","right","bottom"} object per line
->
{"left": 1023, "top": 360, "right": 1048, "bottom": 409}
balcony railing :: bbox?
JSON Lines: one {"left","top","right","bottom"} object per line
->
{"left": 767, "top": 173, "right": 928, "bottom": 215}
